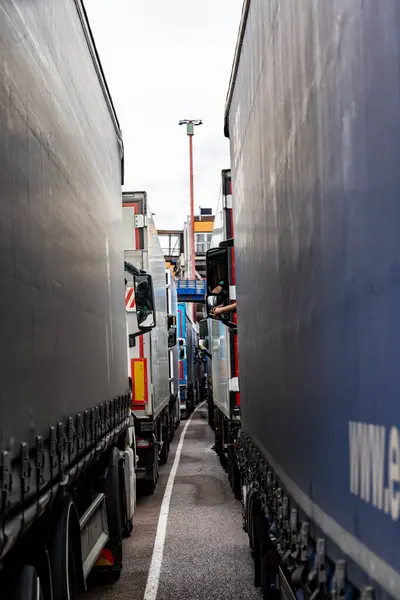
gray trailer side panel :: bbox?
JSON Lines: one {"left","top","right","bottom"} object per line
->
{"left": 0, "top": 0, "right": 127, "bottom": 502}
{"left": 208, "top": 193, "right": 231, "bottom": 419}
{"left": 147, "top": 211, "right": 169, "bottom": 418}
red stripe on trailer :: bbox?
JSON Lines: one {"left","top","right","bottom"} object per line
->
{"left": 228, "top": 177, "right": 239, "bottom": 406}
{"left": 139, "top": 335, "right": 144, "bottom": 359}
{"left": 125, "top": 287, "right": 136, "bottom": 310}
{"left": 229, "top": 208, "right": 235, "bottom": 285}
{"left": 123, "top": 201, "right": 141, "bottom": 249}
{"left": 133, "top": 202, "right": 141, "bottom": 250}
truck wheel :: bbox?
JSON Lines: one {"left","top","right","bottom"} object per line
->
{"left": 208, "top": 398, "right": 214, "bottom": 429}
{"left": 250, "top": 497, "right": 263, "bottom": 588}
{"left": 121, "top": 479, "right": 134, "bottom": 539}
{"left": 122, "top": 517, "right": 133, "bottom": 539}
{"left": 228, "top": 448, "right": 241, "bottom": 500}
{"left": 241, "top": 483, "right": 248, "bottom": 533}
{"left": 232, "top": 464, "right": 242, "bottom": 500}
{"left": 9, "top": 565, "right": 44, "bottom": 600}
{"left": 141, "top": 479, "right": 156, "bottom": 495}
{"left": 141, "top": 442, "right": 158, "bottom": 495}
{"left": 159, "top": 428, "right": 170, "bottom": 465}
{"left": 49, "top": 497, "right": 79, "bottom": 600}
{"left": 168, "top": 411, "right": 174, "bottom": 442}
{"left": 121, "top": 461, "right": 134, "bottom": 539}
{"left": 247, "top": 491, "right": 256, "bottom": 553}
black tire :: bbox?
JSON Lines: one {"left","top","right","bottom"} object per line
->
{"left": 168, "top": 410, "right": 174, "bottom": 442}
{"left": 9, "top": 565, "right": 44, "bottom": 600}
{"left": 97, "top": 569, "right": 121, "bottom": 586}
{"left": 247, "top": 491, "right": 256, "bottom": 553}
{"left": 122, "top": 517, "right": 134, "bottom": 538}
{"left": 241, "top": 482, "right": 248, "bottom": 533}
{"left": 120, "top": 461, "right": 134, "bottom": 539}
{"left": 141, "top": 460, "right": 157, "bottom": 495}
{"left": 35, "top": 542, "right": 53, "bottom": 600}
{"left": 207, "top": 397, "right": 214, "bottom": 430}
{"left": 156, "top": 447, "right": 160, "bottom": 481}
{"left": 232, "top": 463, "right": 242, "bottom": 500}
{"left": 140, "top": 442, "right": 158, "bottom": 495}
{"left": 159, "top": 429, "right": 169, "bottom": 465}
{"left": 220, "top": 452, "right": 228, "bottom": 472}
{"left": 227, "top": 445, "right": 241, "bottom": 500}
{"left": 49, "top": 497, "right": 78, "bottom": 600}
{"left": 140, "top": 479, "right": 156, "bottom": 495}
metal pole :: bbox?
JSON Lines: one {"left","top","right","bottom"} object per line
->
{"left": 189, "top": 135, "right": 195, "bottom": 281}
{"left": 178, "top": 119, "right": 202, "bottom": 323}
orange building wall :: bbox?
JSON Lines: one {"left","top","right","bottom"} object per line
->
{"left": 194, "top": 221, "right": 214, "bottom": 233}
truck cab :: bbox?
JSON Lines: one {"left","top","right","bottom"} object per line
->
{"left": 205, "top": 169, "right": 240, "bottom": 497}
{"left": 177, "top": 302, "right": 199, "bottom": 418}
{"left": 123, "top": 191, "right": 172, "bottom": 494}
{"left": 166, "top": 269, "right": 180, "bottom": 437}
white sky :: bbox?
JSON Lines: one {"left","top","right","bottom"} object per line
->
{"left": 84, "top": 0, "right": 243, "bottom": 230}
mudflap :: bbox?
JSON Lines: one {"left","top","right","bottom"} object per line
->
{"left": 91, "top": 447, "right": 123, "bottom": 585}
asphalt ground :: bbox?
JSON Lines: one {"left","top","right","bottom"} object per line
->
{"left": 84, "top": 406, "right": 259, "bottom": 600}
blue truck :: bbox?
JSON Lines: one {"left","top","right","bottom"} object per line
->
{"left": 205, "top": 1, "right": 400, "bottom": 599}
{"left": 177, "top": 302, "right": 198, "bottom": 419}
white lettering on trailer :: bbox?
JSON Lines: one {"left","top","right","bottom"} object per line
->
{"left": 349, "top": 421, "right": 400, "bottom": 520}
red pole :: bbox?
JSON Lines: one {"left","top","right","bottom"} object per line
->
{"left": 188, "top": 135, "right": 197, "bottom": 323}
{"left": 189, "top": 135, "right": 195, "bottom": 280}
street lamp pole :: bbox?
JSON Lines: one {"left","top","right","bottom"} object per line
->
{"left": 188, "top": 134, "right": 195, "bottom": 280}
{"left": 179, "top": 119, "right": 202, "bottom": 281}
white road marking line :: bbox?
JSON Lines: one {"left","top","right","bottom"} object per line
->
{"left": 143, "top": 403, "right": 205, "bottom": 600}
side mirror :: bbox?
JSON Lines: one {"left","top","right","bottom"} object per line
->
{"left": 168, "top": 314, "right": 177, "bottom": 329}
{"left": 198, "top": 318, "right": 208, "bottom": 339}
{"left": 168, "top": 325, "right": 177, "bottom": 348}
{"left": 206, "top": 296, "right": 218, "bottom": 314}
{"left": 178, "top": 338, "right": 187, "bottom": 361}
{"left": 205, "top": 246, "right": 229, "bottom": 318}
{"left": 199, "top": 337, "right": 208, "bottom": 350}
{"left": 135, "top": 273, "right": 156, "bottom": 330}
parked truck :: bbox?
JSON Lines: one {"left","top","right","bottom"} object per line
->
{"left": 166, "top": 269, "right": 180, "bottom": 438}
{"left": 204, "top": 169, "right": 240, "bottom": 497}
{"left": 123, "top": 191, "right": 173, "bottom": 493}
{"left": 206, "top": 1, "right": 400, "bottom": 599}
{"left": 199, "top": 318, "right": 213, "bottom": 426}
{"left": 0, "top": 1, "right": 153, "bottom": 597}
{"left": 177, "top": 303, "right": 199, "bottom": 418}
